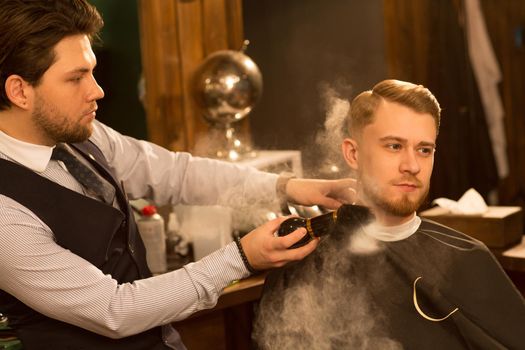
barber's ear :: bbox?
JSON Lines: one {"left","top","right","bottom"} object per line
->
{"left": 5, "top": 75, "right": 33, "bottom": 110}
{"left": 342, "top": 138, "right": 359, "bottom": 170}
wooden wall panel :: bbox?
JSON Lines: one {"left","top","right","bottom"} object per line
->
{"left": 138, "top": 0, "right": 245, "bottom": 152}
{"left": 176, "top": 1, "right": 205, "bottom": 151}
{"left": 480, "top": 0, "right": 525, "bottom": 206}
{"left": 383, "top": 1, "right": 430, "bottom": 82}
{"left": 384, "top": 0, "right": 525, "bottom": 207}
{"left": 383, "top": 0, "right": 500, "bottom": 203}
{"left": 225, "top": 0, "right": 244, "bottom": 50}
{"left": 202, "top": 0, "right": 229, "bottom": 53}
{"left": 138, "top": 1, "right": 186, "bottom": 150}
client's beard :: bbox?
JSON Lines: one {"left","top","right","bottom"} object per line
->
{"left": 361, "top": 178, "right": 429, "bottom": 217}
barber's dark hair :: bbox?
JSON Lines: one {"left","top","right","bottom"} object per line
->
{"left": 0, "top": 0, "right": 103, "bottom": 110}
{"left": 345, "top": 79, "right": 441, "bottom": 137}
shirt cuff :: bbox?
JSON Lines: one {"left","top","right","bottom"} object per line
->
{"left": 276, "top": 172, "right": 296, "bottom": 206}
{"left": 193, "top": 241, "right": 251, "bottom": 294}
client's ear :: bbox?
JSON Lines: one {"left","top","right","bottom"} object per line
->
{"left": 342, "top": 138, "right": 359, "bottom": 170}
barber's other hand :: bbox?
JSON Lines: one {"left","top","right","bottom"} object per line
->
{"left": 240, "top": 216, "right": 318, "bottom": 271}
{"left": 286, "top": 177, "right": 357, "bottom": 209}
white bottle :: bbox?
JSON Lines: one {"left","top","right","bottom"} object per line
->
{"left": 166, "top": 211, "right": 193, "bottom": 269}
{"left": 137, "top": 205, "right": 167, "bottom": 274}
{"left": 166, "top": 212, "right": 181, "bottom": 254}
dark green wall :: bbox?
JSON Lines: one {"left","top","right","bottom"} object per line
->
{"left": 243, "top": 0, "right": 387, "bottom": 176}
{"left": 90, "top": 0, "right": 147, "bottom": 139}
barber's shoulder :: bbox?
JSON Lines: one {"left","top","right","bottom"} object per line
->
{"left": 88, "top": 119, "right": 104, "bottom": 146}
{"left": 0, "top": 194, "right": 49, "bottom": 228}
{"left": 89, "top": 119, "right": 121, "bottom": 156}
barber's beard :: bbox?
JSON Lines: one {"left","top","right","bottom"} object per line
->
{"left": 361, "top": 176, "right": 429, "bottom": 217}
{"left": 32, "top": 94, "right": 92, "bottom": 144}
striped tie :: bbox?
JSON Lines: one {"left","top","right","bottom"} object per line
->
{"left": 52, "top": 144, "right": 115, "bottom": 204}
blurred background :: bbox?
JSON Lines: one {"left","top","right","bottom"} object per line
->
{"left": 91, "top": 0, "right": 525, "bottom": 211}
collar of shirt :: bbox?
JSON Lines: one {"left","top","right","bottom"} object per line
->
{"left": 0, "top": 130, "right": 53, "bottom": 173}
{"left": 362, "top": 214, "right": 422, "bottom": 242}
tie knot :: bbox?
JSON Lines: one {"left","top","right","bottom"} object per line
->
{"left": 51, "top": 144, "right": 72, "bottom": 162}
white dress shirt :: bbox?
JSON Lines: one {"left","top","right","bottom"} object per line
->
{"left": 0, "top": 120, "right": 279, "bottom": 339}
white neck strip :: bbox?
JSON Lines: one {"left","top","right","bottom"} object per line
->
{"left": 362, "top": 214, "right": 421, "bottom": 242}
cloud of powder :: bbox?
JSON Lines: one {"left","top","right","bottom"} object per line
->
{"left": 253, "top": 219, "right": 403, "bottom": 350}
{"left": 302, "top": 81, "right": 352, "bottom": 179}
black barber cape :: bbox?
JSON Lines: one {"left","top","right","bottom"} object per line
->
{"left": 253, "top": 205, "right": 525, "bottom": 350}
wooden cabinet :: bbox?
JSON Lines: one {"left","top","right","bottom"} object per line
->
{"left": 173, "top": 274, "right": 266, "bottom": 350}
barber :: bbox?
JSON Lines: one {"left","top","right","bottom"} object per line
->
{"left": 0, "top": 1, "right": 355, "bottom": 349}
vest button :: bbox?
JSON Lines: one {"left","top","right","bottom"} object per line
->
{"left": 128, "top": 244, "right": 135, "bottom": 254}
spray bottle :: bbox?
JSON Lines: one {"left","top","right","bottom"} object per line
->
{"left": 166, "top": 211, "right": 194, "bottom": 269}
{"left": 137, "top": 205, "right": 167, "bottom": 274}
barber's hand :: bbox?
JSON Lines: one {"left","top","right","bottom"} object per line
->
{"left": 286, "top": 177, "right": 357, "bottom": 209}
{"left": 240, "top": 216, "right": 319, "bottom": 271}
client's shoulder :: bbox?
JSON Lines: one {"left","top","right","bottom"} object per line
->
{"left": 417, "top": 218, "right": 489, "bottom": 251}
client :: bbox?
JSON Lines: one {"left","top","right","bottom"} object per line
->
{"left": 253, "top": 80, "right": 525, "bottom": 349}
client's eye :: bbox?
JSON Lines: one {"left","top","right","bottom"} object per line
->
{"left": 387, "top": 143, "right": 402, "bottom": 151}
{"left": 417, "top": 147, "right": 435, "bottom": 157}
